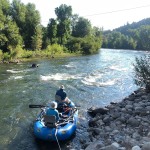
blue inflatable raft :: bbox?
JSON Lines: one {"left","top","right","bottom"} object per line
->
{"left": 33, "top": 102, "right": 78, "bottom": 141}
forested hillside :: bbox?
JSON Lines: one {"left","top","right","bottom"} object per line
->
{"left": 102, "top": 18, "right": 150, "bottom": 50}
{"left": 0, "top": 0, "right": 102, "bottom": 62}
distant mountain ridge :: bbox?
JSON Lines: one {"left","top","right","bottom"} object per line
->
{"left": 102, "top": 17, "right": 150, "bottom": 50}
{"left": 114, "top": 17, "right": 150, "bottom": 35}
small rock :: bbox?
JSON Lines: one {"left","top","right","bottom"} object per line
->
{"left": 132, "top": 145, "right": 141, "bottom": 150}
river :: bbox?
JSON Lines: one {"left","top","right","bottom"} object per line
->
{"left": 0, "top": 48, "right": 149, "bottom": 150}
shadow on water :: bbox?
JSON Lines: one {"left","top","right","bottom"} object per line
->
{"left": 6, "top": 122, "right": 36, "bottom": 150}
{"left": 34, "top": 133, "right": 76, "bottom": 150}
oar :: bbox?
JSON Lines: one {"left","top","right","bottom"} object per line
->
{"left": 29, "top": 104, "right": 80, "bottom": 108}
{"left": 29, "top": 104, "right": 46, "bottom": 108}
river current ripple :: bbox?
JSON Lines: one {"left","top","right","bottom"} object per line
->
{"left": 0, "top": 49, "right": 149, "bottom": 149}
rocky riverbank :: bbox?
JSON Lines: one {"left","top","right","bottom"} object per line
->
{"left": 79, "top": 88, "right": 150, "bottom": 150}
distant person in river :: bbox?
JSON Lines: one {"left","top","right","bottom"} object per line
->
{"left": 46, "top": 101, "right": 59, "bottom": 121}
{"left": 31, "top": 63, "right": 38, "bottom": 68}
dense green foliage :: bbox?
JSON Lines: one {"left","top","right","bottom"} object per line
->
{"left": 72, "top": 17, "right": 92, "bottom": 38}
{"left": 102, "top": 18, "right": 150, "bottom": 50}
{"left": 133, "top": 56, "right": 150, "bottom": 92}
{"left": 0, "top": 0, "right": 23, "bottom": 53}
{"left": 0, "top": 0, "right": 102, "bottom": 61}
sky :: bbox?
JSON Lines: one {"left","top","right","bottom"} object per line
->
{"left": 13, "top": 0, "right": 150, "bottom": 30}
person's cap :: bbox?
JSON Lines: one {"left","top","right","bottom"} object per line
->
{"left": 50, "top": 101, "right": 57, "bottom": 109}
{"left": 60, "top": 85, "right": 65, "bottom": 89}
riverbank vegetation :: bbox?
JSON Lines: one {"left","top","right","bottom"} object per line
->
{"left": 0, "top": 0, "right": 102, "bottom": 62}
{"left": 102, "top": 18, "right": 150, "bottom": 50}
{"left": 133, "top": 56, "right": 150, "bottom": 92}
{"left": 1, "top": 0, "right": 150, "bottom": 64}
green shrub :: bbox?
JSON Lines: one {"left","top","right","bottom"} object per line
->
{"left": 67, "top": 36, "right": 101, "bottom": 55}
{"left": 46, "top": 44, "right": 64, "bottom": 57}
{"left": 21, "top": 50, "right": 33, "bottom": 58}
{"left": 3, "top": 52, "right": 11, "bottom": 61}
{"left": 0, "top": 50, "right": 3, "bottom": 61}
{"left": 10, "top": 45, "right": 24, "bottom": 59}
{"left": 66, "top": 37, "right": 82, "bottom": 53}
{"left": 133, "top": 56, "right": 150, "bottom": 92}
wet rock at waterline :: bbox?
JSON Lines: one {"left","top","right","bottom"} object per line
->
{"left": 87, "top": 107, "right": 109, "bottom": 117}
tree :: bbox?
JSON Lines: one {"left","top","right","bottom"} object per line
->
{"left": 57, "top": 19, "right": 71, "bottom": 45}
{"left": 0, "top": 0, "right": 22, "bottom": 53}
{"left": 47, "top": 18, "right": 57, "bottom": 44}
{"left": 0, "top": 2, "right": 7, "bottom": 51}
{"left": 11, "top": 1, "right": 42, "bottom": 50}
{"left": 127, "top": 37, "right": 137, "bottom": 49}
{"left": 24, "top": 3, "right": 41, "bottom": 49}
{"left": 5, "top": 19, "right": 22, "bottom": 49}
{"left": 72, "top": 17, "right": 92, "bottom": 37}
{"left": 137, "top": 26, "right": 150, "bottom": 50}
{"left": 0, "top": 0, "right": 10, "bottom": 51}
{"left": 92, "top": 26, "right": 103, "bottom": 37}
{"left": 55, "top": 4, "right": 72, "bottom": 22}
{"left": 71, "top": 14, "right": 79, "bottom": 33}
{"left": 11, "top": 0, "right": 26, "bottom": 35}
{"left": 66, "top": 37, "right": 82, "bottom": 53}
{"left": 31, "top": 25, "right": 43, "bottom": 50}
{"left": 0, "top": 0, "right": 10, "bottom": 15}
{"left": 41, "top": 26, "right": 49, "bottom": 49}
{"left": 55, "top": 4, "right": 72, "bottom": 45}
{"left": 102, "top": 31, "right": 137, "bottom": 50}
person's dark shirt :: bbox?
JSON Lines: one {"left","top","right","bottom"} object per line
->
{"left": 55, "top": 89, "right": 67, "bottom": 101}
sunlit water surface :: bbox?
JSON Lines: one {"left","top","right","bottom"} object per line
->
{"left": 0, "top": 49, "right": 149, "bottom": 150}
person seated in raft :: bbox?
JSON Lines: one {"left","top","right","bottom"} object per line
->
{"left": 46, "top": 101, "right": 59, "bottom": 122}
{"left": 55, "top": 85, "right": 67, "bottom": 102}
{"left": 55, "top": 85, "right": 73, "bottom": 108}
